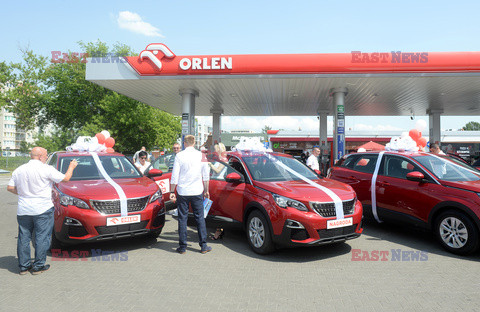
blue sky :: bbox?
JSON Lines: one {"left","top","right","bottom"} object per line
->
{"left": 1, "top": 0, "right": 479, "bottom": 132}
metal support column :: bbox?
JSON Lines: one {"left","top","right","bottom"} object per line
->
{"left": 211, "top": 108, "right": 223, "bottom": 148}
{"left": 318, "top": 109, "right": 329, "bottom": 171}
{"left": 179, "top": 88, "right": 199, "bottom": 147}
{"left": 427, "top": 109, "right": 443, "bottom": 146}
{"left": 331, "top": 87, "right": 348, "bottom": 163}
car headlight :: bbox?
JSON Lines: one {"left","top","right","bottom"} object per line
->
{"left": 272, "top": 194, "right": 308, "bottom": 211}
{"left": 59, "top": 193, "right": 90, "bottom": 209}
{"left": 149, "top": 189, "right": 162, "bottom": 203}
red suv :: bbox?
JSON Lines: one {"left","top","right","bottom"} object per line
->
{"left": 48, "top": 151, "right": 167, "bottom": 246}
{"left": 328, "top": 151, "right": 480, "bottom": 255}
{"left": 204, "top": 151, "right": 363, "bottom": 254}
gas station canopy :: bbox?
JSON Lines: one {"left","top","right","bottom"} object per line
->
{"left": 86, "top": 45, "right": 480, "bottom": 117}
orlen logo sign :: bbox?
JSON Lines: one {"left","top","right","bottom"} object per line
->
{"left": 139, "top": 43, "right": 176, "bottom": 71}
{"left": 135, "top": 43, "right": 232, "bottom": 73}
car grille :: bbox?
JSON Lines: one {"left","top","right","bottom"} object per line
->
{"left": 310, "top": 199, "right": 356, "bottom": 217}
{"left": 95, "top": 220, "right": 149, "bottom": 235}
{"left": 317, "top": 224, "right": 357, "bottom": 239}
{"left": 90, "top": 196, "right": 150, "bottom": 215}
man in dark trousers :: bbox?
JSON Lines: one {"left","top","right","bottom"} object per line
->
{"left": 7, "top": 147, "right": 77, "bottom": 275}
{"left": 169, "top": 135, "right": 211, "bottom": 254}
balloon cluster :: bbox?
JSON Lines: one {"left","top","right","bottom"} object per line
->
{"left": 233, "top": 137, "right": 272, "bottom": 153}
{"left": 66, "top": 130, "right": 116, "bottom": 153}
{"left": 386, "top": 120, "right": 427, "bottom": 152}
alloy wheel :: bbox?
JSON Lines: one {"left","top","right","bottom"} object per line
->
{"left": 439, "top": 217, "right": 468, "bottom": 249}
{"left": 249, "top": 217, "right": 265, "bottom": 248}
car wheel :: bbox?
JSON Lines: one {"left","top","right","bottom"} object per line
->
{"left": 246, "top": 210, "right": 275, "bottom": 255}
{"left": 435, "top": 210, "right": 479, "bottom": 255}
{"left": 147, "top": 228, "right": 163, "bottom": 240}
{"left": 50, "top": 231, "right": 65, "bottom": 250}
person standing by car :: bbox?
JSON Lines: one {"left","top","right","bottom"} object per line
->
{"left": 134, "top": 151, "right": 151, "bottom": 174}
{"left": 307, "top": 147, "right": 320, "bottom": 171}
{"left": 168, "top": 142, "right": 181, "bottom": 172}
{"left": 430, "top": 143, "right": 446, "bottom": 155}
{"left": 7, "top": 147, "right": 77, "bottom": 275}
{"left": 208, "top": 143, "right": 227, "bottom": 240}
{"left": 133, "top": 146, "right": 148, "bottom": 163}
{"left": 169, "top": 135, "right": 212, "bottom": 254}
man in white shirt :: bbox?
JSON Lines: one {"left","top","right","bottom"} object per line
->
{"left": 133, "top": 146, "right": 148, "bottom": 163}
{"left": 307, "top": 147, "right": 321, "bottom": 171}
{"left": 7, "top": 147, "right": 77, "bottom": 275}
{"left": 169, "top": 135, "right": 211, "bottom": 254}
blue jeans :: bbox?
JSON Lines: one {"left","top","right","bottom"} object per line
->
{"left": 177, "top": 194, "right": 208, "bottom": 250}
{"left": 17, "top": 207, "right": 54, "bottom": 270}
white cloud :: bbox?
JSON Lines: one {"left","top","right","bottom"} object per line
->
{"left": 117, "top": 11, "right": 164, "bottom": 37}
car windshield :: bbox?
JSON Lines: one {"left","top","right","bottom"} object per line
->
{"left": 59, "top": 155, "right": 141, "bottom": 180}
{"left": 242, "top": 154, "right": 319, "bottom": 182}
{"left": 412, "top": 154, "right": 480, "bottom": 181}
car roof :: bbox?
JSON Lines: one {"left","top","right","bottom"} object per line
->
{"left": 344, "top": 150, "right": 432, "bottom": 158}
{"left": 227, "top": 151, "right": 293, "bottom": 158}
{"left": 53, "top": 151, "right": 125, "bottom": 157}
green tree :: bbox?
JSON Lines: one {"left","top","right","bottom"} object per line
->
{"left": 262, "top": 125, "right": 272, "bottom": 133}
{"left": 2, "top": 40, "right": 181, "bottom": 154}
{"left": 462, "top": 121, "right": 480, "bottom": 131}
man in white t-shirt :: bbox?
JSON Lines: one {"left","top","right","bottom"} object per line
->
{"left": 307, "top": 147, "right": 321, "bottom": 171}
{"left": 7, "top": 147, "right": 77, "bottom": 275}
{"left": 169, "top": 135, "right": 211, "bottom": 254}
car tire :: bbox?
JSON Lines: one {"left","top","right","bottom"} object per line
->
{"left": 50, "top": 231, "right": 65, "bottom": 250}
{"left": 246, "top": 210, "right": 275, "bottom": 255}
{"left": 435, "top": 210, "right": 480, "bottom": 255}
{"left": 147, "top": 228, "right": 163, "bottom": 240}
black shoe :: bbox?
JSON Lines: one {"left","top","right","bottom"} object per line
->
{"left": 176, "top": 247, "right": 186, "bottom": 254}
{"left": 19, "top": 265, "right": 32, "bottom": 275}
{"left": 31, "top": 264, "right": 50, "bottom": 275}
{"left": 200, "top": 246, "right": 212, "bottom": 254}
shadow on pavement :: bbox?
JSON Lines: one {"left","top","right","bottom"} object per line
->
{"left": 152, "top": 216, "right": 353, "bottom": 262}
{"left": 0, "top": 256, "right": 19, "bottom": 274}
{"left": 361, "top": 217, "right": 480, "bottom": 262}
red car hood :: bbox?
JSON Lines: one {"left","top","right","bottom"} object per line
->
{"left": 253, "top": 178, "right": 356, "bottom": 202}
{"left": 440, "top": 179, "right": 480, "bottom": 193}
{"left": 57, "top": 177, "right": 159, "bottom": 201}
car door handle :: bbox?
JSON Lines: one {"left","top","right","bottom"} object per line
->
{"left": 378, "top": 181, "right": 390, "bottom": 187}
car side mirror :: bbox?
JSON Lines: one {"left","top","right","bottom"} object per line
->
{"left": 145, "top": 168, "right": 163, "bottom": 178}
{"left": 314, "top": 169, "right": 322, "bottom": 176}
{"left": 225, "top": 172, "right": 244, "bottom": 183}
{"left": 406, "top": 171, "right": 425, "bottom": 182}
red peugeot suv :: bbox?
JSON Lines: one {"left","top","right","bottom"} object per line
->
{"left": 48, "top": 151, "right": 167, "bottom": 246}
{"left": 328, "top": 151, "right": 480, "bottom": 255}
{"left": 204, "top": 151, "right": 363, "bottom": 254}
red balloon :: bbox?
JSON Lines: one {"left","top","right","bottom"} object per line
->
{"left": 95, "top": 133, "right": 105, "bottom": 144}
{"left": 106, "top": 147, "right": 114, "bottom": 153}
{"left": 409, "top": 129, "right": 421, "bottom": 141}
{"left": 105, "top": 137, "right": 115, "bottom": 148}
{"left": 418, "top": 137, "right": 427, "bottom": 148}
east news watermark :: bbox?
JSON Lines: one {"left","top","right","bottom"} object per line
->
{"left": 51, "top": 249, "right": 128, "bottom": 261}
{"left": 50, "top": 51, "right": 128, "bottom": 64}
{"left": 351, "top": 249, "right": 428, "bottom": 261}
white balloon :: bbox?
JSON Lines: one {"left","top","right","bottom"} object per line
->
{"left": 101, "top": 130, "right": 110, "bottom": 139}
{"left": 415, "top": 119, "right": 427, "bottom": 132}
{"left": 401, "top": 131, "right": 409, "bottom": 138}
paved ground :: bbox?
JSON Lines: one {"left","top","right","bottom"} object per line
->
{"left": 1, "top": 174, "right": 480, "bottom": 311}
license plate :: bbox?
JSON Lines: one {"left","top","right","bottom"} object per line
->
{"left": 327, "top": 217, "right": 353, "bottom": 229}
{"left": 106, "top": 215, "right": 141, "bottom": 226}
